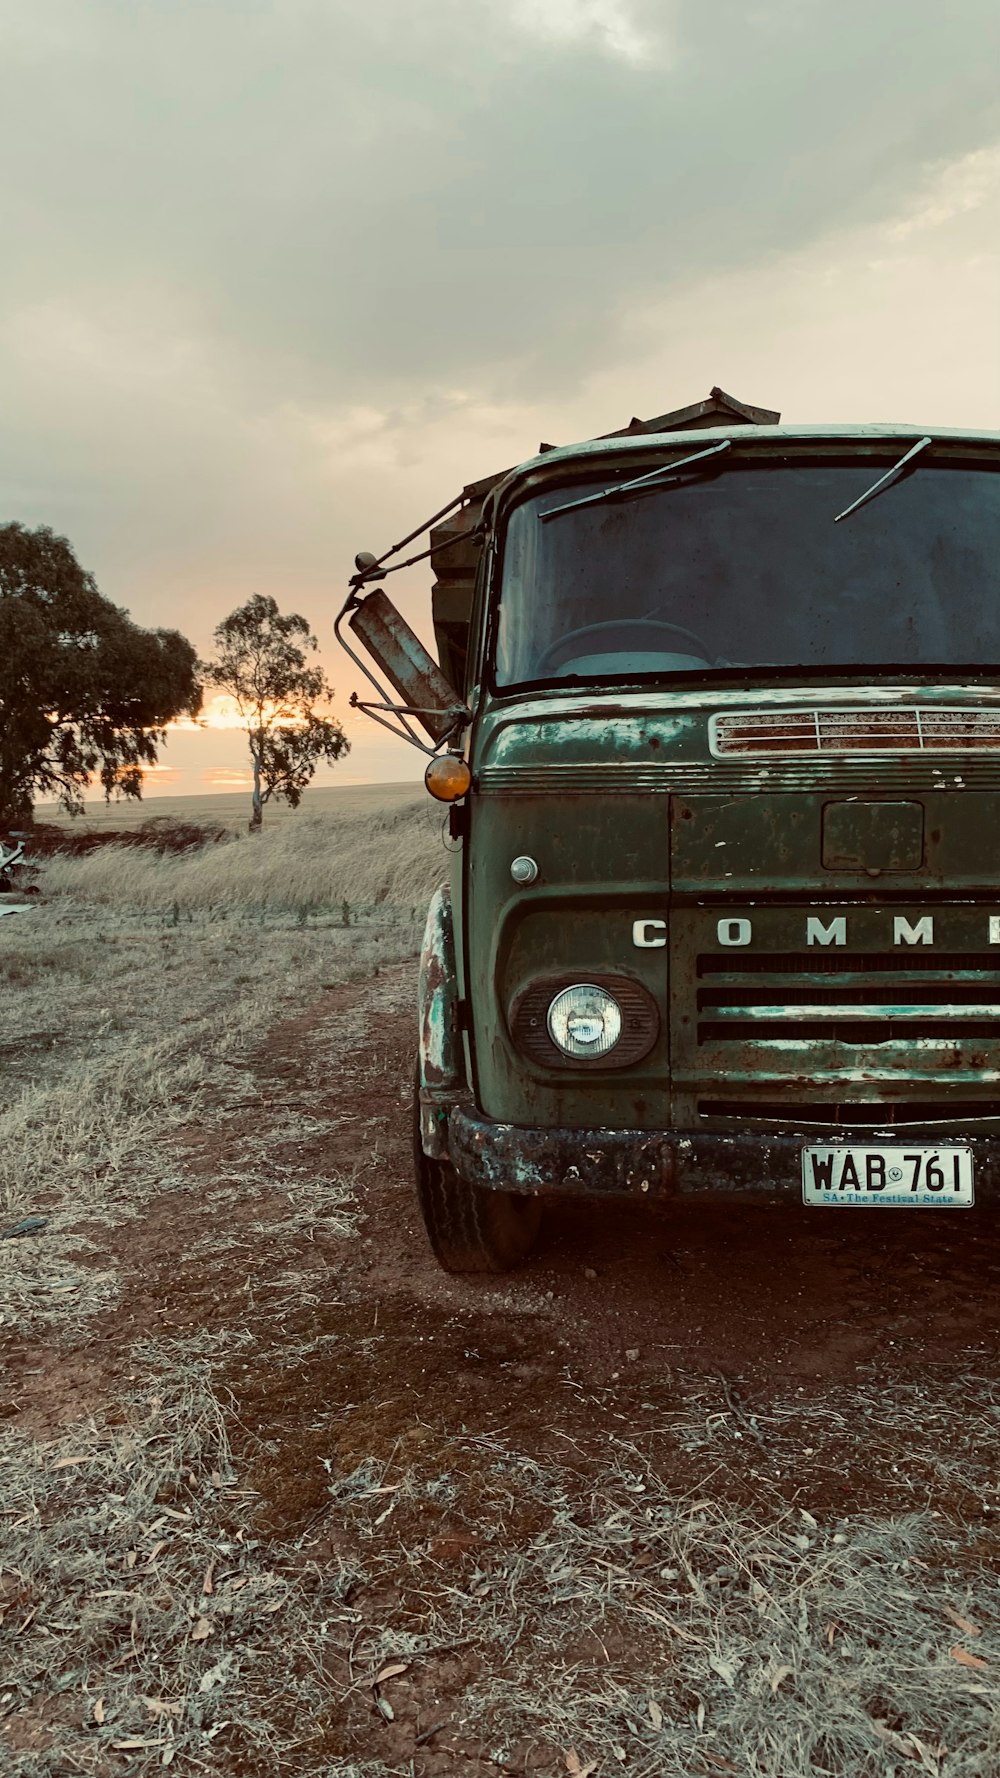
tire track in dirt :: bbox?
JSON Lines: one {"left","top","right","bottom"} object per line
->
{"left": 19, "top": 955, "right": 1000, "bottom": 1529}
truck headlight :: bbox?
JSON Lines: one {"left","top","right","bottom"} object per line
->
{"left": 547, "top": 984, "right": 623, "bottom": 1059}
{"left": 510, "top": 973, "right": 660, "bottom": 1070}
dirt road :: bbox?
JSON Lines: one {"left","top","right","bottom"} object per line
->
{"left": 8, "top": 959, "right": 1000, "bottom": 1775}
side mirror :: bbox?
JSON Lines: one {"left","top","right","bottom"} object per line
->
{"left": 347, "top": 588, "right": 465, "bottom": 745}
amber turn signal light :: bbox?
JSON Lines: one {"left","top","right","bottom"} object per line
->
{"left": 425, "top": 754, "right": 472, "bottom": 802}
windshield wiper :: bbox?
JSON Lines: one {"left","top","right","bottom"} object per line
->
{"left": 833, "top": 436, "right": 933, "bottom": 524}
{"left": 541, "top": 438, "right": 732, "bottom": 523}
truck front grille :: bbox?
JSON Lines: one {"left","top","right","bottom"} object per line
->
{"left": 695, "top": 952, "right": 1000, "bottom": 1047}
{"left": 710, "top": 707, "right": 1000, "bottom": 757}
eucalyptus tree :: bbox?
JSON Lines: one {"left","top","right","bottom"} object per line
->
{"left": 0, "top": 522, "right": 199, "bottom": 825}
{"left": 202, "top": 594, "right": 349, "bottom": 830}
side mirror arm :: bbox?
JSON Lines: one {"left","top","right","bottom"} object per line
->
{"left": 334, "top": 590, "right": 471, "bottom": 756}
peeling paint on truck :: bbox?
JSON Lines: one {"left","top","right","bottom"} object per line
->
{"left": 417, "top": 885, "right": 463, "bottom": 1157}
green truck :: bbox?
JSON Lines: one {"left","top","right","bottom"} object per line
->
{"left": 337, "top": 388, "right": 1000, "bottom": 1271}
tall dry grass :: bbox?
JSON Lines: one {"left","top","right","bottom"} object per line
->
{"left": 38, "top": 798, "right": 450, "bottom": 915}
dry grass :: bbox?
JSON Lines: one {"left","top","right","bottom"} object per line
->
{"left": 325, "top": 1429, "right": 1000, "bottom": 1777}
{"left": 0, "top": 910, "right": 394, "bottom": 1224}
{"left": 7, "top": 800, "right": 1000, "bottom": 1776}
{"left": 38, "top": 798, "right": 448, "bottom": 915}
{"left": 1, "top": 1362, "right": 376, "bottom": 1777}
{"left": 1, "top": 804, "right": 442, "bottom": 1329}
{"left": 36, "top": 780, "right": 425, "bottom": 835}
{"left": 7, "top": 1379, "right": 1000, "bottom": 1777}
{"left": 3, "top": 807, "right": 439, "bottom": 1768}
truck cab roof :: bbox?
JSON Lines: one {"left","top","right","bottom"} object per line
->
{"left": 490, "top": 422, "right": 1000, "bottom": 514}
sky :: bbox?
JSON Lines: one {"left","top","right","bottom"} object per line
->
{"left": 3, "top": 0, "right": 999, "bottom": 801}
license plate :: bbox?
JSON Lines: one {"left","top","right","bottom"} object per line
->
{"left": 801, "top": 1144, "right": 974, "bottom": 1208}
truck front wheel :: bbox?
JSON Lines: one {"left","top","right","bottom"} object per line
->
{"left": 412, "top": 1080, "right": 541, "bottom": 1273}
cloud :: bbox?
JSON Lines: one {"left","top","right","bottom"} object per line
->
{"left": 137, "top": 764, "right": 181, "bottom": 787}
{"left": 510, "top": 0, "right": 663, "bottom": 64}
{"left": 888, "top": 144, "right": 1000, "bottom": 240}
{"left": 3, "top": 1, "right": 998, "bottom": 408}
{"left": 1, "top": 1, "right": 999, "bottom": 786}
{"left": 202, "top": 768, "right": 253, "bottom": 788}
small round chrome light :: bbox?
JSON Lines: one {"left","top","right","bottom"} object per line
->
{"left": 546, "top": 984, "right": 623, "bottom": 1059}
{"left": 510, "top": 855, "right": 539, "bottom": 885}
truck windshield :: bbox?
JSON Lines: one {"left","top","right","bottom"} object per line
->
{"left": 494, "top": 456, "right": 1000, "bottom": 687}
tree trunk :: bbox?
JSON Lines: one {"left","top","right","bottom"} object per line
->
{"left": 0, "top": 765, "right": 35, "bottom": 833}
{"left": 249, "top": 743, "right": 263, "bottom": 832}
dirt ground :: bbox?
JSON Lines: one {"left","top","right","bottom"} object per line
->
{"left": 6, "top": 956, "right": 1000, "bottom": 1775}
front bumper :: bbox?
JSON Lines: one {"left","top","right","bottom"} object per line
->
{"left": 448, "top": 1101, "right": 1000, "bottom": 1198}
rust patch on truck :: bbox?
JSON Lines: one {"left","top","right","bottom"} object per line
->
{"left": 417, "top": 886, "right": 464, "bottom": 1157}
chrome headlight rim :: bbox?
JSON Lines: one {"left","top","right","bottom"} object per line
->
{"left": 546, "top": 982, "right": 623, "bottom": 1059}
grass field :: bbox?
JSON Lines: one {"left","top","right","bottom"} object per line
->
{"left": 3, "top": 793, "right": 443, "bottom": 1774}
{"left": 4, "top": 787, "right": 1000, "bottom": 1776}
{"left": 37, "top": 794, "right": 448, "bottom": 915}
{"left": 34, "top": 781, "right": 426, "bottom": 836}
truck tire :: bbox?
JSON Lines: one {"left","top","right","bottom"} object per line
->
{"left": 412, "top": 1075, "right": 541, "bottom": 1273}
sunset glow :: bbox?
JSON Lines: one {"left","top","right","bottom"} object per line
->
{"left": 136, "top": 764, "right": 182, "bottom": 787}
{"left": 170, "top": 694, "right": 253, "bottom": 732}
{"left": 171, "top": 693, "right": 330, "bottom": 733}
{"left": 200, "top": 694, "right": 249, "bottom": 730}
{"left": 202, "top": 768, "right": 253, "bottom": 789}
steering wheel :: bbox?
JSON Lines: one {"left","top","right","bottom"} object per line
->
{"left": 533, "top": 617, "right": 714, "bottom": 676}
